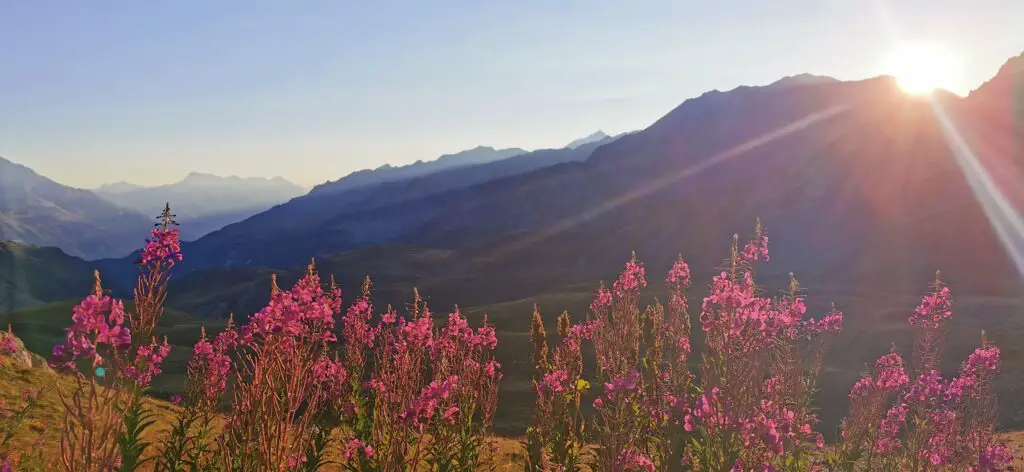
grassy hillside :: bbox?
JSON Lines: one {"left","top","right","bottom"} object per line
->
{"left": 0, "top": 242, "right": 95, "bottom": 312}
{"left": 0, "top": 300, "right": 221, "bottom": 398}
{"left": 0, "top": 360, "right": 525, "bottom": 470}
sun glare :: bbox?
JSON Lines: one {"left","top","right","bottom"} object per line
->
{"left": 886, "top": 44, "right": 963, "bottom": 96}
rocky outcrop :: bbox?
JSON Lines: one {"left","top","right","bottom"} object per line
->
{"left": 0, "top": 328, "right": 34, "bottom": 369}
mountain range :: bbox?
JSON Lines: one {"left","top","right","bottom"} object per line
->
{"left": 307, "top": 145, "right": 529, "bottom": 196}
{"left": 3, "top": 53, "right": 1022, "bottom": 314}
{"left": 93, "top": 172, "right": 307, "bottom": 241}
{"left": 120, "top": 53, "right": 1020, "bottom": 307}
{"left": 0, "top": 131, "right": 619, "bottom": 305}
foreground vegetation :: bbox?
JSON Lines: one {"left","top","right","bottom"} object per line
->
{"left": 0, "top": 207, "right": 1016, "bottom": 471}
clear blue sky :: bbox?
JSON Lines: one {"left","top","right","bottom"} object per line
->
{"left": 1, "top": 1, "right": 1021, "bottom": 188}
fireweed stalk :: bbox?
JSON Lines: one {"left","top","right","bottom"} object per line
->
{"left": 220, "top": 260, "right": 347, "bottom": 471}
{"left": 363, "top": 290, "right": 433, "bottom": 471}
{"left": 350, "top": 289, "right": 503, "bottom": 472}
{"left": 681, "top": 222, "right": 843, "bottom": 470}
{"left": 131, "top": 204, "right": 183, "bottom": 345}
{"left": 154, "top": 320, "right": 237, "bottom": 471}
{"left": 524, "top": 309, "right": 594, "bottom": 471}
{"left": 424, "top": 308, "right": 502, "bottom": 470}
{"left": 525, "top": 221, "right": 845, "bottom": 471}
{"left": 48, "top": 206, "right": 180, "bottom": 472}
{"left": 830, "top": 275, "right": 1013, "bottom": 472}
{"left": 590, "top": 253, "right": 648, "bottom": 471}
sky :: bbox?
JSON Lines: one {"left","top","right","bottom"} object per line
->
{"left": 1, "top": 1, "right": 1021, "bottom": 189}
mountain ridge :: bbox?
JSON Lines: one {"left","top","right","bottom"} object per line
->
{"left": 565, "top": 131, "right": 611, "bottom": 149}
{"left": 0, "top": 156, "right": 152, "bottom": 260}
{"left": 309, "top": 145, "right": 528, "bottom": 196}
{"left": 115, "top": 62, "right": 1024, "bottom": 305}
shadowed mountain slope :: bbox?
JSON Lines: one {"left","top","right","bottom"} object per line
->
{"left": 0, "top": 157, "right": 152, "bottom": 259}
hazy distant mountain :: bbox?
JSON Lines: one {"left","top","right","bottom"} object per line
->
{"left": 308, "top": 145, "right": 528, "bottom": 196}
{"left": 0, "top": 157, "right": 152, "bottom": 260}
{"left": 94, "top": 181, "right": 146, "bottom": 194}
{"left": 564, "top": 131, "right": 611, "bottom": 149}
{"left": 144, "top": 136, "right": 617, "bottom": 267}
{"left": 94, "top": 173, "right": 306, "bottom": 240}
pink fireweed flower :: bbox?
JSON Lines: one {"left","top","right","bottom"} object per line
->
{"left": 0, "top": 333, "right": 17, "bottom": 357}
{"left": 312, "top": 356, "right": 348, "bottom": 401}
{"left": 380, "top": 307, "right": 398, "bottom": 325}
{"left": 567, "top": 319, "right": 600, "bottom": 342}
{"left": 802, "top": 311, "right": 844, "bottom": 335}
{"left": 684, "top": 387, "right": 735, "bottom": 432}
{"left": 241, "top": 270, "right": 341, "bottom": 344}
{"left": 612, "top": 256, "right": 647, "bottom": 297}
{"left": 875, "top": 403, "right": 909, "bottom": 454}
{"left": 401, "top": 314, "right": 434, "bottom": 350}
{"left": 949, "top": 345, "right": 1000, "bottom": 402}
{"left": 874, "top": 350, "right": 910, "bottom": 392}
{"left": 599, "top": 370, "right": 640, "bottom": 403}
{"left": 342, "top": 296, "right": 377, "bottom": 350}
{"left": 472, "top": 323, "right": 498, "bottom": 350}
{"left": 674, "top": 335, "right": 692, "bottom": 363}
{"left": 739, "top": 400, "right": 814, "bottom": 457}
{"left": 963, "top": 345, "right": 1001, "bottom": 373}
{"left": 848, "top": 375, "right": 874, "bottom": 401}
{"left": 973, "top": 443, "right": 1015, "bottom": 471}
{"left": 442, "top": 405, "right": 460, "bottom": 425}
{"left": 666, "top": 256, "right": 692, "bottom": 288}
{"left": 700, "top": 271, "right": 782, "bottom": 352}
{"left": 122, "top": 338, "right": 171, "bottom": 387}
{"left": 49, "top": 295, "right": 132, "bottom": 371}
{"left": 921, "top": 409, "right": 958, "bottom": 466}
{"left": 137, "top": 227, "right": 183, "bottom": 267}
{"left": 904, "top": 370, "right": 947, "bottom": 405}
{"left": 342, "top": 438, "right": 375, "bottom": 461}
{"left": 189, "top": 328, "right": 236, "bottom": 404}
{"left": 909, "top": 286, "right": 952, "bottom": 329}
{"left": 286, "top": 454, "right": 307, "bottom": 468}
{"left": 485, "top": 359, "right": 502, "bottom": 379}
{"left": 618, "top": 449, "right": 656, "bottom": 472}
{"left": 590, "top": 282, "right": 613, "bottom": 314}
{"left": 399, "top": 375, "right": 459, "bottom": 428}
{"left": 740, "top": 232, "right": 769, "bottom": 263}
{"left": 539, "top": 370, "right": 570, "bottom": 396}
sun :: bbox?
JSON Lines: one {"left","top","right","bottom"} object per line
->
{"left": 886, "top": 44, "right": 963, "bottom": 96}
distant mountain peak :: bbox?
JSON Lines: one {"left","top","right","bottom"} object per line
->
{"left": 310, "top": 145, "right": 528, "bottom": 196}
{"left": 769, "top": 73, "right": 839, "bottom": 88}
{"left": 95, "top": 181, "right": 145, "bottom": 194}
{"left": 565, "top": 131, "right": 611, "bottom": 149}
{"left": 177, "top": 172, "right": 298, "bottom": 187}
{"left": 181, "top": 172, "right": 234, "bottom": 184}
